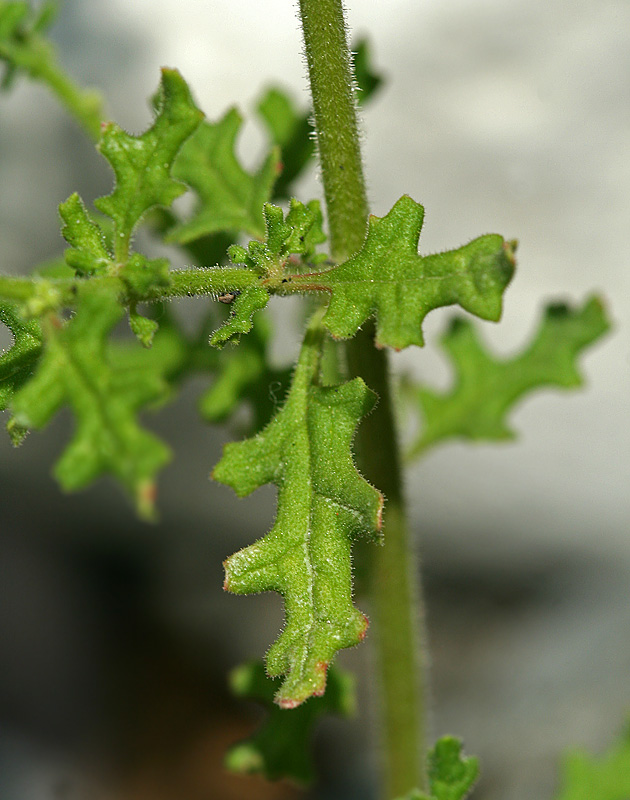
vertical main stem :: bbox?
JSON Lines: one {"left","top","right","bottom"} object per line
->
{"left": 298, "top": 1, "right": 429, "bottom": 797}
{"left": 347, "top": 329, "right": 428, "bottom": 799}
{"left": 297, "top": 0, "right": 368, "bottom": 261}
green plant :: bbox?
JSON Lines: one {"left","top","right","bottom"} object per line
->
{"left": 0, "top": 2, "right": 622, "bottom": 799}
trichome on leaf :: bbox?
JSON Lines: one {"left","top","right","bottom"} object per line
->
{"left": 214, "top": 310, "right": 383, "bottom": 708}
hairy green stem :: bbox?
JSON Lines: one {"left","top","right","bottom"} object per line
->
{"left": 0, "top": 268, "right": 260, "bottom": 307}
{"left": 347, "top": 329, "right": 428, "bottom": 799}
{"left": 298, "top": 0, "right": 368, "bottom": 261}
{"left": 298, "top": 0, "right": 429, "bottom": 796}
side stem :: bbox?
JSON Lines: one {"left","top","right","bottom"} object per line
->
{"left": 0, "top": 37, "right": 103, "bottom": 142}
{"left": 0, "top": 269, "right": 260, "bottom": 307}
{"left": 298, "top": 1, "right": 429, "bottom": 797}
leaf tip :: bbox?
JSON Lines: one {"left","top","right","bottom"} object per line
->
{"left": 136, "top": 479, "right": 158, "bottom": 521}
{"left": 312, "top": 661, "right": 330, "bottom": 697}
{"left": 375, "top": 492, "right": 385, "bottom": 532}
{"left": 504, "top": 237, "right": 518, "bottom": 265}
{"left": 277, "top": 697, "right": 302, "bottom": 710}
{"left": 7, "top": 418, "right": 28, "bottom": 447}
{"left": 358, "top": 614, "right": 369, "bottom": 642}
{"left": 225, "top": 742, "right": 265, "bottom": 775}
{"left": 222, "top": 560, "right": 232, "bottom": 592}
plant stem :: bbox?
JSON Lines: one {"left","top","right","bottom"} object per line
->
{"left": 0, "top": 38, "right": 103, "bottom": 142}
{"left": 297, "top": 0, "right": 368, "bottom": 261}
{"left": 0, "top": 269, "right": 260, "bottom": 307}
{"left": 298, "top": 1, "right": 429, "bottom": 797}
{"left": 31, "top": 51, "right": 104, "bottom": 142}
{"left": 347, "top": 329, "right": 428, "bottom": 799}
{"left": 0, "top": 276, "right": 40, "bottom": 302}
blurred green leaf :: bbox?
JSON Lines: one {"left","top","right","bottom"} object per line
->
{"left": 167, "top": 107, "right": 280, "bottom": 244}
{"left": 407, "top": 297, "right": 610, "bottom": 458}
{"left": 353, "top": 38, "right": 383, "bottom": 105}
{"left": 0, "top": 1, "right": 103, "bottom": 138}
{"left": 554, "top": 725, "right": 630, "bottom": 800}
{"left": 200, "top": 312, "right": 291, "bottom": 432}
{"left": 226, "top": 660, "right": 355, "bottom": 784}
{"left": 9, "top": 290, "right": 177, "bottom": 517}
{"left": 394, "top": 737, "right": 479, "bottom": 800}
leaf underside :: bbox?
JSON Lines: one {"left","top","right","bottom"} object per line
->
{"left": 213, "top": 316, "right": 383, "bottom": 707}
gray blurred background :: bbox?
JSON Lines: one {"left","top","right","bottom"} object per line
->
{"left": 1, "top": 1, "right": 629, "bottom": 799}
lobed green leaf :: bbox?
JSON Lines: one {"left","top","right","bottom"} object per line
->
{"left": 225, "top": 660, "right": 354, "bottom": 784}
{"left": 94, "top": 67, "right": 203, "bottom": 261}
{"left": 167, "top": 107, "right": 280, "bottom": 244}
{"left": 407, "top": 296, "right": 610, "bottom": 458}
{"left": 208, "top": 286, "right": 269, "bottom": 348}
{"left": 229, "top": 198, "right": 327, "bottom": 277}
{"left": 59, "top": 69, "right": 204, "bottom": 278}
{"left": 59, "top": 193, "right": 111, "bottom": 276}
{"left": 213, "top": 312, "right": 383, "bottom": 707}
{"left": 9, "top": 290, "right": 176, "bottom": 517}
{"left": 554, "top": 724, "right": 630, "bottom": 800}
{"left": 394, "top": 737, "right": 479, "bottom": 800}
{"left": 55, "top": 70, "right": 203, "bottom": 344}
{"left": 287, "top": 195, "right": 516, "bottom": 350}
{"left": 0, "top": 302, "right": 43, "bottom": 420}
